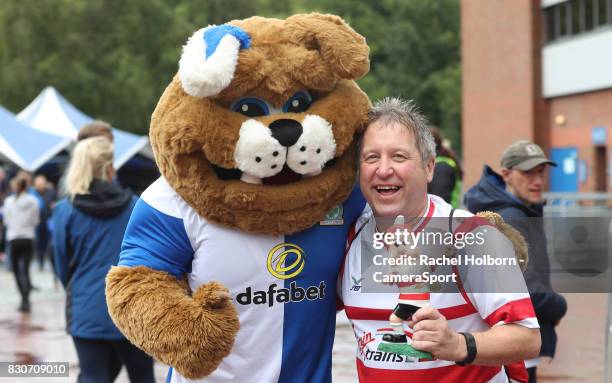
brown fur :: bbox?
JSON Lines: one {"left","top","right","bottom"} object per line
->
{"left": 107, "top": 14, "right": 370, "bottom": 380}
{"left": 105, "top": 266, "right": 240, "bottom": 379}
{"left": 150, "top": 14, "right": 371, "bottom": 235}
{"left": 476, "top": 211, "right": 529, "bottom": 271}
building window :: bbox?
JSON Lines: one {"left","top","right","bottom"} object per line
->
{"left": 545, "top": 0, "right": 612, "bottom": 43}
{"left": 584, "top": 0, "right": 594, "bottom": 31}
{"left": 572, "top": 0, "right": 581, "bottom": 33}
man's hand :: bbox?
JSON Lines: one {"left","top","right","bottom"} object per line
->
{"left": 408, "top": 306, "right": 467, "bottom": 361}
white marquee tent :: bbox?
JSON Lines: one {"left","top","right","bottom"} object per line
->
{"left": 0, "top": 105, "right": 71, "bottom": 171}
{"left": 17, "top": 87, "right": 151, "bottom": 169}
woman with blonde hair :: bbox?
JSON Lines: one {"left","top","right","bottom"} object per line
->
{"left": 53, "top": 136, "right": 154, "bottom": 382}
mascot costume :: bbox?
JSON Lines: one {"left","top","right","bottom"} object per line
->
{"left": 105, "top": 13, "right": 370, "bottom": 383}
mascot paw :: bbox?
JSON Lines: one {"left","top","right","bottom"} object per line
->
{"left": 187, "top": 282, "right": 241, "bottom": 378}
{"left": 106, "top": 266, "right": 240, "bottom": 379}
{"left": 193, "top": 281, "right": 232, "bottom": 309}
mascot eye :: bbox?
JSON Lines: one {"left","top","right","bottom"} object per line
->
{"left": 231, "top": 97, "right": 270, "bottom": 117}
{"left": 283, "top": 91, "right": 312, "bottom": 113}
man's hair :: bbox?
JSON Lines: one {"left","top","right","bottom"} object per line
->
{"left": 362, "top": 97, "right": 436, "bottom": 164}
{"left": 77, "top": 120, "right": 113, "bottom": 142}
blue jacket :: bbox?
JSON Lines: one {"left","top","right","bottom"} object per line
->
{"left": 53, "top": 180, "right": 136, "bottom": 340}
{"left": 464, "top": 166, "right": 567, "bottom": 358}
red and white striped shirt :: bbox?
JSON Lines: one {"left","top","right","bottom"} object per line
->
{"left": 338, "top": 195, "right": 539, "bottom": 383}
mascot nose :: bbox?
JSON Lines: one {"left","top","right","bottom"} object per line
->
{"left": 269, "top": 119, "right": 303, "bottom": 147}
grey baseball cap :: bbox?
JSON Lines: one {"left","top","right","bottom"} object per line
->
{"left": 500, "top": 140, "right": 557, "bottom": 171}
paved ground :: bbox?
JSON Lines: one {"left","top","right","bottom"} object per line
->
{"left": 0, "top": 263, "right": 609, "bottom": 382}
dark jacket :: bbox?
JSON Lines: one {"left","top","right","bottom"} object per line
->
{"left": 429, "top": 162, "right": 456, "bottom": 204}
{"left": 464, "top": 165, "right": 567, "bottom": 358}
{"left": 53, "top": 180, "right": 136, "bottom": 340}
{"left": 428, "top": 156, "right": 461, "bottom": 208}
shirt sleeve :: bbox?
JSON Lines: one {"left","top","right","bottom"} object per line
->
{"left": 3, "top": 197, "right": 12, "bottom": 227}
{"left": 118, "top": 197, "right": 194, "bottom": 278}
{"left": 30, "top": 197, "right": 40, "bottom": 227}
{"left": 52, "top": 201, "right": 71, "bottom": 286}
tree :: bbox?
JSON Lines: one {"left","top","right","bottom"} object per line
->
{"left": 0, "top": 0, "right": 460, "bottom": 149}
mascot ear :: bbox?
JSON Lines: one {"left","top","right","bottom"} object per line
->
{"left": 178, "top": 25, "right": 251, "bottom": 98}
{"left": 286, "top": 13, "right": 370, "bottom": 80}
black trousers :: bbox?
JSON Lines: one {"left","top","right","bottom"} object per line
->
{"left": 35, "top": 224, "right": 50, "bottom": 269}
{"left": 10, "top": 239, "right": 33, "bottom": 304}
{"left": 73, "top": 337, "right": 154, "bottom": 383}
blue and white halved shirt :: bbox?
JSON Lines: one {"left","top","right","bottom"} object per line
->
{"left": 118, "top": 178, "right": 365, "bottom": 383}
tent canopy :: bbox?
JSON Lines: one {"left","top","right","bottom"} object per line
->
{"left": 0, "top": 105, "right": 71, "bottom": 171}
{"left": 17, "top": 87, "right": 150, "bottom": 168}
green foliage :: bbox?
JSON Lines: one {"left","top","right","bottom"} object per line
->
{"left": 0, "top": 0, "right": 460, "bottom": 149}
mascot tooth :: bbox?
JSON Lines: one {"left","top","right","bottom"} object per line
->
{"left": 286, "top": 114, "right": 336, "bottom": 175}
{"left": 106, "top": 13, "right": 371, "bottom": 382}
{"left": 234, "top": 119, "right": 287, "bottom": 183}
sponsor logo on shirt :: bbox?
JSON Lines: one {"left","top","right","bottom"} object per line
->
{"left": 236, "top": 281, "right": 326, "bottom": 307}
{"left": 235, "top": 242, "right": 326, "bottom": 307}
{"left": 320, "top": 204, "right": 344, "bottom": 226}
{"left": 358, "top": 330, "right": 419, "bottom": 364}
{"left": 266, "top": 243, "right": 305, "bottom": 280}
{"left": 350, "top": 275, "right": 363, "bottom": 291}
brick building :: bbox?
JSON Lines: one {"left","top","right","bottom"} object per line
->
{"left": 462, "top": 0, "right": 612, "bottom": 192}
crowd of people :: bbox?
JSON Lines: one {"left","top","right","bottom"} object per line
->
{"left": 1, "top": 121, "right": 155, "bottom": 382}
{"left": 1, "top": 104, "right": 567, "bottom": 383}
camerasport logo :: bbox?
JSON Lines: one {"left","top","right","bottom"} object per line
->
{"left": 236, "top": 243, "right": 327, "bottom": 307}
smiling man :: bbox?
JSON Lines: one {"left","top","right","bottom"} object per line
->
{"left": 359, "top": 103, "right": 435, "bottom": 228}
{"left": 464, "top": 140, "right": 567, "bottom": 383}
{"left": 340, "top": 98, "right": 540, "bottom": 383}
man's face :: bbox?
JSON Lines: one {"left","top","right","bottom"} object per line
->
{"left": 34, "top": 176, "right": 47, "bottom": 192}
{"left": 359, "top": 121, "right": 434, "bottom": 219}
{"left": 501, "top": 164, "right": 548, "bottom": 205}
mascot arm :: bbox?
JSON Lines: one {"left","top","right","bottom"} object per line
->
{"left": 105, "top": 198, "right": 240, "bottom": 379}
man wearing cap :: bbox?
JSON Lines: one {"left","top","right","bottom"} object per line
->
{"left": 464, "top": 140, "right": 567, "bottom": 383}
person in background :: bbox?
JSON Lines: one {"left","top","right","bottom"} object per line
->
{"left": 4, "top": 173, "right": 39, "bottom": 312}
{"left": 53, "top": 137, "right": 154, "bottom": 383}
{"left": 31, "top": 175, "right": 56, "bottom": 270}
{"left": 427, "top": 127, "right": 463, "bottom": 208}
{"left": 59, "top": 120, "right": 116, "bottom": 197}
{"left": 0, "top": 167, "right": 9, "bottom": 263}
{"left": 73, "top": 120, "right": 125, "bottom": 381}
{"left": 340, "top": 98, "right": 540, "bottom": 383}
{"left": 0, "top": 167, "right": 9, "bottom": 201}
{"left": 464, "top": 140, "right": 567, "bottom": 383}
{"left": 77, "top": 120, "right": 114, "bottom": 142}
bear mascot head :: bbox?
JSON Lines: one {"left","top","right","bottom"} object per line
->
{"left": 151, "top": 13, "right": 370, "bottom": 235}
{"left": 106, "top": 13, "right": 370, "bottom": 380}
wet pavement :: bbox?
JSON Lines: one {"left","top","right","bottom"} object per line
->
{"left": 0, "top": 263, "right": 608, "bottom": 382}
{"left": 0, "top": 264, "right": 358, "bottom": 383}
